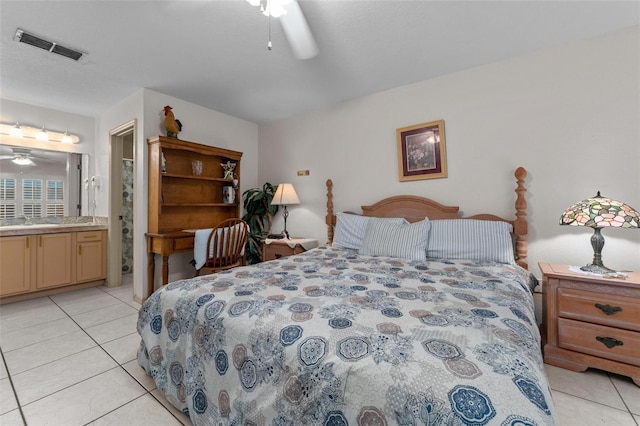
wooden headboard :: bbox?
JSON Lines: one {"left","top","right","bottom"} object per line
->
{"left": 325, "top": 167, "right": 529, "bottom": 269}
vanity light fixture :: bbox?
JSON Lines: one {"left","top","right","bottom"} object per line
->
{"left": 0, "top": 122, "right": 80, "bottom": 144}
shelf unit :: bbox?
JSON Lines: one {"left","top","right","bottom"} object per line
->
{"left": 148, "top": 136, "right": 242, "bottom": 232}
{"left": 147, "top": 136, "right": 243, "bottom": 294}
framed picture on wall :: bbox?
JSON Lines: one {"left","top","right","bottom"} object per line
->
{"left": 396, "top": 119, "right": 447, "bottom": 181}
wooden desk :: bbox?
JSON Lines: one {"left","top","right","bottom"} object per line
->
{"left": 146, "top": 231, "right": 195, "bottom": 296}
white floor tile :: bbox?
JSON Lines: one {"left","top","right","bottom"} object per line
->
{"left": 610, "top": 373, "right": 640, "bottom": 415}
{"left": 87, "top": 393, "right": 182, "bottom": 425}
{"left": 71, "top": 302, "right": 138, "bottom": 329}
{"left": 48, "top": 286, "right": 108, "bottom": 306}
{"left": 122, "top": 359, "right": 157, "bottom": 392}
{"left": 0, "top": 409, "right": 24, "bottom": 426}
{"left": 3, "top": 330, "right": 96, "bottom": 375}
{"left": 21, "top": 367, "right": 145, "bottom": 425}
{"left": 151, "top": 389, "right": 193, "bottom": 426}
{"left": 0, "top": 301, "right": 66, "bottom": 333}
{"left": 544, "top": 364, "right": 627, "bottom": 410}
{"left": 104, "top": 288, "right": 133, "bottom": 302}
{"left": 102, "top": 283, "right": 132, "bottom": 296}
{"left": 0, "top": 316, "right": 80, "bottom": 352}
{"left": 0, "top": 359, "right": 7, "bottom": 379}
{"left": 551, "top": 390, "right": 637, "bottom": 426}
{"left": 84, "top": 313, "right": 138, "bottom": 344}
{"left": 56, "top": 292, "right": 123, "bottom": 316}
{"left": 0, "top": 377, "right": 18, "bottom": 414}
{"left": 101, "top": 332, "right": 141, "bottom": 364}
{"left": 12, "top": 347, "right": 117, "bottom": 405}
{"left": 0, "top": 296, "right": 55, "bottom": 318}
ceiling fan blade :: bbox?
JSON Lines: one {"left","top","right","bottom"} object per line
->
{"left": 281, "top": 0, "right": 318, "bottom": 60}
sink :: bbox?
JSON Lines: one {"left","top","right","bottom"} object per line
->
{"left": 0, "top": 224, "right": 60, "bottom": 230}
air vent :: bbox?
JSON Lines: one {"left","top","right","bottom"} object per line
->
{"left": 14, "top": 28, "right": 84, "bottom": 61}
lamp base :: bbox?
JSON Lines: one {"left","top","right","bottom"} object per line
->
{"left": 580, "top": 263, "right": 615, "bottom": 275}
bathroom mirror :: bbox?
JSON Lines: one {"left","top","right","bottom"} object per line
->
{"left": 0, "top": 144, "right": 88, "bottom": 217}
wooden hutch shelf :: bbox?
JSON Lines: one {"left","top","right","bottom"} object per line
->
{"left": 147, "top": 136, "right": 242, "bottom": 296}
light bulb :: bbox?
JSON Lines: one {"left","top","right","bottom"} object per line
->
{"left": 10, "top": 122, "right": 23, "bottom": 137}
{"left": 36, "top": 126, "right": 49, "bottom": 141}
{"left": 262, "top": 0, "right": 288, "bottom": 17}
{"left": 62, "top": 131, "right": 73, "bottom": 144}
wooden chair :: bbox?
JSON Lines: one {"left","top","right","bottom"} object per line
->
{"left": 193, "top": 218, "right": 249, "bottom": 276}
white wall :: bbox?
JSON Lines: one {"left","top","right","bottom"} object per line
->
{"left": 258, "top": 26, "right": 640, "bottom": 276}
{"left": 97, "top": 89, "right": 259, "bottom": 299}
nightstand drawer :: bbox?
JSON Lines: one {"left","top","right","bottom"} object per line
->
{"left": 558, "top": 287, "right": 640, "bottom": 331}
{"left": 558, "top": 318, "right": 640, "bottom": 366}
{"left": 264, "top": 243, "right": 305, "bottom": 261}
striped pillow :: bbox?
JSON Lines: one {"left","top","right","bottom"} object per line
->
{"left": 359, "top": 218, "right": 430, "bottom": 261}
{"left": 333, "top": 213, "right": 408, "bottom": 250}
{"left": 426, "top": 219, "right": 515, "bottom": 264}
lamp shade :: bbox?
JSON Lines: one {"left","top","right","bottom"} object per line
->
{"left": 560, "top": 192, "right": 640, "bottom": 229}
{"left": 271, "top": 183, "right": 300, "bottom": 206}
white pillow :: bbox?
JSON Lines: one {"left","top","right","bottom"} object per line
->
{"left": 426, "top": 219, "right": 514, "bottom": 264}
{"left": 333, "top": 213, "right": 408, "bottom": 250}
{"left": 359, "top": 218, "right": 431, "bottom": 261}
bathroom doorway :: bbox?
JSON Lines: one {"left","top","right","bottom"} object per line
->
{"left": 107, "top": 120, "right": 136, "bottom": 288}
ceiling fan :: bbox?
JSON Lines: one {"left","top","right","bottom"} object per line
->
{"left": 0, "top": 148, "right": 40, "bottom": 166}
{"left": 247, "top": 0, "right": 319, "bottom": 60}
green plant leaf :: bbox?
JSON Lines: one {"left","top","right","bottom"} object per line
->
{"left": 242, "top": 182, "right": 278, "bottom": 264}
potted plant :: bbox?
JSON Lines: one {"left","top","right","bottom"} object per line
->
{"left": 242, "top": 183, "right": 279, "bottom": 264}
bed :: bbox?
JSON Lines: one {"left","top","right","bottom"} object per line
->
{"left": 137, "top": 167, "right": 557, "bottom": 425}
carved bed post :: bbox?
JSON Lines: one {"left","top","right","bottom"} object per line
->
{"left": 514, "top": 167, "right": 529, "bottom": 269}
{"left": 326, "top": 179, "right": 335, "bottom": 244}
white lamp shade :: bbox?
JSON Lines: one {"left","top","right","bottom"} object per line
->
{"left": 272, "top": 183, "right": 300, "bottom": 206}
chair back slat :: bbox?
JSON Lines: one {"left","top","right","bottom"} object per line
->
{"left": 196, "top": 218, "right": 249, "bottom": 276}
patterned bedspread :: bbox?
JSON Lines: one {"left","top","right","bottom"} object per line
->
{"left": 137, "top": 246, "right": 557, "bottom": 425}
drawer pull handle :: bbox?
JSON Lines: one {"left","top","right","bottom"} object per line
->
{"left": 596, "top": 336, "right": 623, "bottom": 349}
{"left": 595, "top": 303, "right": 622, "bottom": 315}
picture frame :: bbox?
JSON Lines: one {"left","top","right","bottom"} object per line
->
{"left": 396, "top": 119, "right": 447, "bottom": 182}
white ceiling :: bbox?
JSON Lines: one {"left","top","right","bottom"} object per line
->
{"left": 1, "top": 1, "right": 639, "bottom": 124}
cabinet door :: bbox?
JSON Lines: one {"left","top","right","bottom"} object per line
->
{"left": 0, "top": 236, "right": 33, "bottom": 296}
{"left": 77, "top": 240, "right": 105, "bottom": 283}
{"left": 36, "top": 233, "right": 73, "bottom": 289}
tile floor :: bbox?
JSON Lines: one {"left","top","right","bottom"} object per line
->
{"left": 0, "top": 275, "right": 638, "bottom": 425}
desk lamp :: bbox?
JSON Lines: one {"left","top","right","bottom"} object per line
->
{"left": 271, "top": 183, "right": 300, "bottom": 239}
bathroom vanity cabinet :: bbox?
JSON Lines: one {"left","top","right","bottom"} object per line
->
{"left": 0, "top": 225, "right": 107, "bottom": 303}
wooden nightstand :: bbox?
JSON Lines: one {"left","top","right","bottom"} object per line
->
{"left": 539, "top": 263, "right": 640, "bottom": 386}
{"left": 262, "top": 238, "right": 318, "bottom": 261}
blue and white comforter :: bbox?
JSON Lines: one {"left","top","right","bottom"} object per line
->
{"left": 137, "top": 246, "right": 556, "bottom": 425}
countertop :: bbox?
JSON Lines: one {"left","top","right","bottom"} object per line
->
{"left": 0, "top": 222, "right": 108, "bottom": 236}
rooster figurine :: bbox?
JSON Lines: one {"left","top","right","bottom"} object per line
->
{"left": 163, "top": 105, "right": 182, "bottom": 138}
